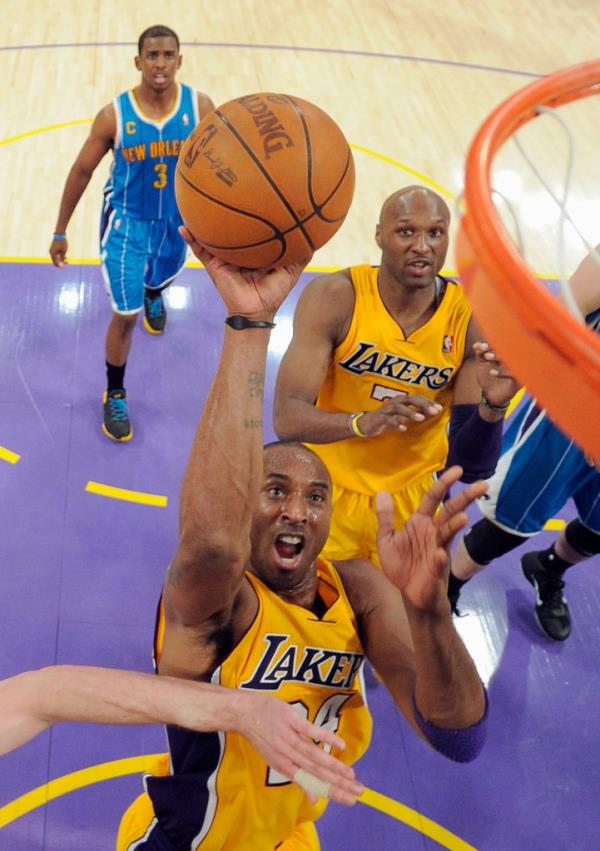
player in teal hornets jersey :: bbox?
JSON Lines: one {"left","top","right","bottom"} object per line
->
{"left": 50, "top": 26, "right": 214, "bottom": 441}
{"left": 448, "top": 245, "right": 600, "bottom": 642}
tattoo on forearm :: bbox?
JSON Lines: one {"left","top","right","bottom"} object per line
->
{"left": 248, "top": 371, "right": 265, "bottom": 398}
{"left": 245, "top": 419, "right": 263, "bottom": 429}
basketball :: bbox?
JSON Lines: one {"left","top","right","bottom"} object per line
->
{"left": 175, "top": 93, "right": 355, "bottom": 268}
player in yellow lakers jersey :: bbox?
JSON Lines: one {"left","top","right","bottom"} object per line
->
{"left": 117, "top": 232, "right": 489, "bottom": 850}
{"left": 274, "top": 185, "right": 519, "bottom": 562}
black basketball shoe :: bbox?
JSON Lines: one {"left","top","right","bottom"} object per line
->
{"left": 521, "top": 551, "right": 571, "bottom": 641}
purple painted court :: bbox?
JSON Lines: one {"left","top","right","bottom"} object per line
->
{"left": 0, "top": 262, "right": 598, "bottom": 850}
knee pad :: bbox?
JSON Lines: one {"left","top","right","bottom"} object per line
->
{"left": 463, "top": 518, "right": 526, "bottom": 565}
{"left": 564, "top": 519, "right": 600, "bottom": 557}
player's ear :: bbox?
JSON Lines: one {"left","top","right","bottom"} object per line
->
{"left": 135, "top": 55, "right": 142, "bottom": 71}
{"left": 177, "top": 54, "right": 182, "bottom": 69}
{"left": 375, "top": 224, "right": 382, "bottom": 250}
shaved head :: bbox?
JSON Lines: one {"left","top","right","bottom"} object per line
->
{"left": 263, "top": 440, "right": 331, "bottom": 489}
{"left": 379, "top": 186, "right": 450, "bottom": 226}
{"left": 375, "top": 185, "right": 450, "bottom": 288}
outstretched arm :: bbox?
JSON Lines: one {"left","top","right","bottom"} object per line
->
{"left": 0, "top": 665, "right": 362, "bottom": 805}
{"left": 49, "top": 104, "right": 115, "bottom": 268}
{"left": 160, "top": 231, "right": 310, "bottom": 675}
{"left": 340, "top": 468, "right": 487, "bottom": 762}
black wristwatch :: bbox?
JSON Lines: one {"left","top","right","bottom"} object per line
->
{"left": 225, "top": 314, "right": 276, "bottom": 330}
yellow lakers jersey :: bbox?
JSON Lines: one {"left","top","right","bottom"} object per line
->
{"left": 144, "top": 559, "right": 372, "bottom": 850}
{"left": 308, "top": 264, "right": 472, "bottom": 494}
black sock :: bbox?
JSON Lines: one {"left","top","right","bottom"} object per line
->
{"left": 537, "top": 544, "right": 573, "bottom": 577}
{"left": 146, "top": 287, "right": 162, "bottom": 299}
{"left": 448, "top": 572, "right": 470, "bottom": 599}
{"left": 106, "top": 361, "right": 126, "bottom": 393}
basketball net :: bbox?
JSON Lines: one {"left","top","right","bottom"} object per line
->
{"left": 456, "top": 58, "right": 600, "bottom": 460}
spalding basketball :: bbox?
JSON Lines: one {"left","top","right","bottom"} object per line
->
{"left": 175, "top": 93, "right": 355, "bottom": 268}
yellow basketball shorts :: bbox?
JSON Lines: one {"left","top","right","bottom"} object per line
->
{"left": 116, "top": 756, "right": 321, "bottom": 850}
{"left": 321, "top": 472, "right": 436, "bottom": 565}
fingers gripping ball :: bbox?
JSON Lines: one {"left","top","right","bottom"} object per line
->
{"left": 175, "top": 93, "right": 355, "bottom": 268}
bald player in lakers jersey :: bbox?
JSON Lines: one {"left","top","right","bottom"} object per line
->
{"left": 274, "top": 186, "right": 520, "bottom": 563}
{"left": 50, "top": 25, "right": 215, "bottom": 442}
{"left": 117, "top": 231, "right": 489, "bottom": 849}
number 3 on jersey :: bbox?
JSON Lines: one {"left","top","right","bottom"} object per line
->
{"left": 153, "top": 162, "right": 168, "bottom": 189}
{"left": 266, "top": 693, "right": 352, "bottom": 786}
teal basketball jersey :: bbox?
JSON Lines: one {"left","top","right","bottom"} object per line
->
{"left": 104, "top": 83, "right": 199, "bottom": 220}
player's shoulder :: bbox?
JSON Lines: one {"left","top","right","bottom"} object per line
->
{"left": 300, "top": 268, "right": 354, "bottom": 303}
{"left": 333, "top": 557, "right": 384, "bottom": 617}
{"left": 92, "top": 102, "right": 117, "bottom": 137}
{"left": 295, "top": 269, "right": 354, "bottom": 331}
{"left": 195, "top": 90, "right": 216, "bottom": 117}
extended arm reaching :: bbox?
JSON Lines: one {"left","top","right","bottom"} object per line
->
{"left": 0, "top": 665, "right": 362, "bottom": 805}
{"left": 161, "top": 232, "right": 310, "bottom": 660}
{"left": 341, "top": 468, "right": 488, "bottom": 762}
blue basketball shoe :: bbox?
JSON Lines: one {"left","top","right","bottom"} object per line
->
{"left": 102, "top": 389, "right": 133, "bottom": 442}
{"left": 144, "top": 290, "right": 167, "bottom": 334}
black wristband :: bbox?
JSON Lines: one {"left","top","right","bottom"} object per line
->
{"left": 480, "top": 391, "right": 510, "bottom": 412}
{"left": 225, "top": 314, "right": 276, "bottom": 330}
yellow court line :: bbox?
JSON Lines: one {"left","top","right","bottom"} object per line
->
{"left": 0, "top": 753, "right": 475, "bottom": 849}
{"left": 0, "top": 118, "right": 92, "bottom": 148}
{"left": 0, "top": 446, "right": 20, "bottom": 464}
{"left": 0, "top": 257, "right": 457, "bottom": 276}
{"left": 359, "top": 787, "right": 476, "bottom": 851}
{"left": 349, "top": 143, "right": 455, "bottom": 200}
{"left": 0, "top": 257, "right": 559, "bottom": 284}
{"left": 0, "top": 754, "right": 156, "bottom": 829}
{"left": 0, "top": 256, "right": 99, "bottom": 265}
{"left": 85, "top": 481, "right": 168, "bottom": 507}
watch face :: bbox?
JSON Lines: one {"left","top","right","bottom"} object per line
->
{"left": 225, "top": 315, "right": 249, "bottom": 329}
{"left": 226, "top": 315, "right": 273, "bottom": 329}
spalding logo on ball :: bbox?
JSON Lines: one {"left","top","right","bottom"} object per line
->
{"left": 175, "top": 93, "right": 355, "bottom": 268}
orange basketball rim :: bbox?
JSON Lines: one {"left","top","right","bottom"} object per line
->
{"left": 457, "top": 58, "right": 600, "bottom": 460}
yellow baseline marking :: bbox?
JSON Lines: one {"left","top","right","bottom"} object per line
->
{"left": 0, "top": 754, "right": 157, "bottom": 829}
{"left": 85, "top": 481, "right": 168, "bottom": 507}
{"left": 0, "top": 256, "right": 99, "bottom": 265}
{"left": 349, "top": 143, "right": 455, "bottom": 200}
{"left": 0, "top": 754, "right": 475, "bottom": 849}
{"left": 0, "top": 446, "right": 20, "bottom": 464}
{"left": 0, "top": 118, "right": 92, "bottom": 148}
{"left": 0, "top": 257, "right": 458, "bottom": 276}
{"left": 544, "top": 518, "right": 566, "bottom": 531}
{"left": 360, "top": 787, "right": 476, "bottom": 850}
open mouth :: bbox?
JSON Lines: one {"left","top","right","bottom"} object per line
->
{"left": 274, "top": 534, "right": 305, "bottom": 567}
{"left": 407, "top": 260, "right": 431, "bottom": 271}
